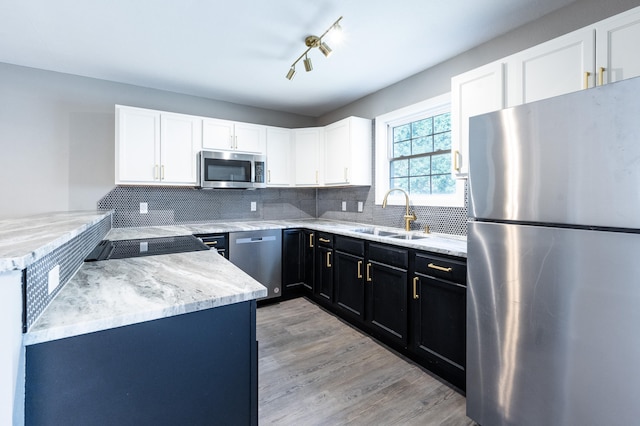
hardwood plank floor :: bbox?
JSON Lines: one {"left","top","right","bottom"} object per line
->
{"left": 257, "top": 298, "right": 476, "bottom": 425}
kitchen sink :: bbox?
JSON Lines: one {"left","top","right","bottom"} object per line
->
{"left": 388, "top": 234, "right": 429, "bottom": 240}
{"left": 352, "top": 228, "right": 399, "bottom": 237}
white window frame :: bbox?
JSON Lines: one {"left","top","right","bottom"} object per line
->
{"left": 374, "top": 93, "right": 464, "bottom": 207}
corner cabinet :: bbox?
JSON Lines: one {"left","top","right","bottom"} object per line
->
{"left": 450, "top": 60, "right": 505, "bottom": 179}
{"left": 594, "top": 7, "right": 640, "bottom": 85}
{"left": 116, "top": 106, "right": 201, "bottom": 186}
{"left": 202, "top": 118, "right": 266, "bottom": 154}
{"left": 265, "top": 127, "right": 292, "bottom": 187}
{"left": 293, "top": 127, "right": 324, "bottom": 186}
{"left": 324, "top": 117, "right": 372, "bottom": 186}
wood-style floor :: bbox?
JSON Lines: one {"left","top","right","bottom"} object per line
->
{"left": 257, "top": 298, "right": 476, "bottom": 425}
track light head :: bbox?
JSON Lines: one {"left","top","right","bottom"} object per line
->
{"left": 319, "top": 42, "right": 332, "bottom": 57}
{"left": 303, "top": 55, "right": 313, "bottom": 72}
{"left": 286, "top": 67, "right": 296, "bottom": 80}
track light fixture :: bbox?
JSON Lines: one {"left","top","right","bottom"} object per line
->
{"left": 285, "top": 16, "right": 343, "bottom": 80}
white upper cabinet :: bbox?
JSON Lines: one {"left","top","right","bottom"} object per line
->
{"left": 595, "top": 7, "right": 640, "bottom": 85}
{"left": 506, "top": 27, "right": 595, "bottom": 106}
{"left": 116, "top": 106, "right": 201, "bottom": 186}
{"left": 202, "top": 118, "right": 266, "bottom": 154}
{"left": 160, "top": 112, "right": 201, "bottom": 185}
{"left": 265, "top": 126, "right": 292, "bottom": 187}
{"left": 324, "top": 117, "right": 372, "bottom": 186}
{"left": 451, "top": 60, "right": 505, "bottom": 178}
{"left": 293, "top": 127, "right": 324, "bottom": 186}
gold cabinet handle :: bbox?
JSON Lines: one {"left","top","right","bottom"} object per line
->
{"left": 267, "top": 170, "right": 271, "bottom": 183}
{"left": 230, "top": 136, "right": 234, "bottom": 149}
{"left": 357, "top": 260, "right": 363, "bottom": 279}
{"left": 154, "top": 164, "right": 159, "bottom": 180}
{"left": 204, "top": 241, "right": 218, "bottom": 246}
{"left": 309, "top": 233, "right": 314, "bottom": 248}
{"left": 454, "top": 150, "right": 460, "bottom": 171}
{"left": 366, "top": 263, "right": 372, "bottom": 282}
{"left": 598, "top": 66, "right": 605, "bottom": 86}
{"left": 319, "top": 237, "right": 330, "bottom": 243}
{"left": 344, "top": 167, "right": 348, "bottom": 182}
{"left": 584, "top": 71, "right": 591, "bottom": 89}
{"left": 412, "top": 276, "right": 420, "bottom": 300}
{"left": 161, "top": 165, "right": 165, "bottom": 180}
{"left": 326, "top": 251, "right": 332, "bottom": 268}
{"left": 315, "top": 170, "right": 319, "bottom": 184}
{"left": 235, "top": 135, "right": 238, "bottom": 150}
{"left": 428, "top": 262, "right": 452, "bottom": 273}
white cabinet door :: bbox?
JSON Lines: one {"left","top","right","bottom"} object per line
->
{"left": 116, "top": 105, "right": 160, "bottom": 184}
{"left": 293, "top": 128, "right": 323, "bottom": 186}
{"left": 234, "top": 122, "right": 266, "bottom": 154}
{"left": 202, "top": 119, "right": 266, "bottom": 154}
{"left": 202, "top": 118, "right": 234, "bottom": 150}
{"left": 595, "top": 7, "right": 640, "bottom": 85}
{"left": 451, "top": 61, "right": 505, "bottom": 178}
{"left": 265, "top": 127, "right": 292, "bottom": 186}
{"left": 324, "top": 117, "right": 372, "bottom": 186}
{"left": 506, "top": 27, "right": 595, "bottom": 106}
{"left": 160, "top": 113, "right": 201, "bottom": 185}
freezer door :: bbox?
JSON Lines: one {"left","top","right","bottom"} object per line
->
{"left": 467, "top": 221, "right": 640, "bottom": 426}
{"left": 468, "top": 76, "right": 640, "bottom": 228}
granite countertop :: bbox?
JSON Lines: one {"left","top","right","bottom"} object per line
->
{"left": 107, "top": 219, "right": 468, "bottom": 258}
{"left": 0, "top": 210, "right": 112, "bottom": 272}
{"left": 24, "top": 249, "right": 267, "bottom": 346}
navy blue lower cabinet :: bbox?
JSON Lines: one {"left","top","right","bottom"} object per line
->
{"left": 25, "top": 301, "right": 258, "bottom": 426}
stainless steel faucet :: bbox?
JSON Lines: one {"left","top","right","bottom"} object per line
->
{"left": 382, "top": 188, "right": 417, "bottom": 231}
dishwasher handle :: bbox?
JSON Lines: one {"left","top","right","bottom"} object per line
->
{"left": 235, "top": 236, "right": 277, "bottom": 244}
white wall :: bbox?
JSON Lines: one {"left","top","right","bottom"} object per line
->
{"left": 0, "top": 64, "right": 315, "bottom": 219}
{"left": 317, "top": 0, "right": 640, "bottom": 124}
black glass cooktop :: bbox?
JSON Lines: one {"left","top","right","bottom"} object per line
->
{"left": 85, "top": 235, "right": 209, "bottom": 261}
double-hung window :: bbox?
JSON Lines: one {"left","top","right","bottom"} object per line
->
{"left": 375, "top": 93, "right": 465, "bottom": 207}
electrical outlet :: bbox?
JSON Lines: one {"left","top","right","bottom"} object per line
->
{"left": 251, "top": 201, "right": 257, "bottom": 212}
{"left": 140, "top": 202, "right": 148, "bottom": 214}
{"left": 341, "top": 201, "right": 347, "bottom": 211}
{"left": 47, "top": 265, "right": 60, "bottom": 295}
{"left": 358, "top": 201, "right": 364, "bottom": 212}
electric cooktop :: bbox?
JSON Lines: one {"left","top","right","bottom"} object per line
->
{"left": 85, "top": 235, "right": 209, "bottom": 261}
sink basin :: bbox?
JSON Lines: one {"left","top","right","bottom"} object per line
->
{"left": 352, "top": 228, "right": 399, "bottom": 237}
{"left": 388, "top": 234, "right": 429, "bottom": 240}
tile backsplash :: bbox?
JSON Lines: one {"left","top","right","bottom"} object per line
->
{"left": 98, "top": 185, "right": 467, "bottom": 236}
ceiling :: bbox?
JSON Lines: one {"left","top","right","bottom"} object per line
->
{"left": 0, "top": 0, "right": 576, "bottom": 117}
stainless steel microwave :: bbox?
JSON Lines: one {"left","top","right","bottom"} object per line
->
{"left": 198, "top": 150, "right": 266, "bottom": 189}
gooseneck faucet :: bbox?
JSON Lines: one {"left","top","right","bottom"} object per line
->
{"left": 382, "top": 188, "right": 417, "bottom": 231}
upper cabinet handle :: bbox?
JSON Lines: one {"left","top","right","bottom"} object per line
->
{"left": 584, "top": 71, "right": 591, "bottom": 89}
{"left": 454, "top": 150, "right": 461, "bottom": 171}
{"left": 598, "top": 67, "right": 605, "bottom": 86}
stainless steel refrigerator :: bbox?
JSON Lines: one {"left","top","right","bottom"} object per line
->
{"left": 467, "top": 76, "right": 640, "bottom": 425}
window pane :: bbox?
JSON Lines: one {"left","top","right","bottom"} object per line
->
{"left": 391, "top": 159, "right": 409, "bottom": 177}
{"left": 434, "top": 132, "right": 451, "bottom": 151}
{"left": 393, "top": 141, "right": 411, "bottom": 157}
{"left": 411, "top": 118, "right": 432, "bottom": 137}
{"left": 431, "top": 153, "right": 451, "bottom": 174}
{"left": 432, "top": 174, "right": 456, "bottom": 194}
{"left": 409, "top": 157, "right": 430, "bottom": 176}
{"left": 433, "top": 113, "right": 451, "bottom": 133}
{"left": 393, "top": 124, "right": 411, "bottom": 142}
{"left": 410, "top": 176, "right": 430, "bottom": 195}
{"left": 412, "top": 136, "right": 432, "bottom": 155}
{"left": 390, "top": 177, "right": 409, "bottom": 192}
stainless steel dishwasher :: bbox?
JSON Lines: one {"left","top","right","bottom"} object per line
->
{"left": 229, "top": 230, "right": 282, "bottom": 301}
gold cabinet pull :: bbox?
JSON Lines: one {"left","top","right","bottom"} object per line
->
{"left": 319, "top": 237, "right": 330, "bottom": 243}
{"left": 412, "top": 276, "right": 420, "bottom": 300}
{"left": 598, "top": 66, "right": 605, "bottom": 86}
{"left": 204, "top": 241, "right": 218, "bottom": 246}
{"left": 309, "top": 233, "right": 314, "bottom": 248}
{"left": 357, "top": 260, "right": 363, "bottom": 279}
{"left": 584, "top": 71, "right": 591, "bottom": 89}
{"left": 344, "top": 167, "right": 348, "bottom": 182}
{"left": 366, "top": 263, "right": 372, "bottom": 282}
{"left": 267, "top": 170, "right": 271, "bottom": 183}
{"left": 161, "top": 165, "right": 165, "bottom": 180}
{"left": 454, "top": 150, "right": 460, "bottom": 171}
{"left": 154, "top": 164, "right": 159, "bottom": 180}
{"left": 326, "top": 251, "right": 332, "bottom": 268}
{"left": 315, "top": 170, "right": 319, "bottom": 184}
{"left": 428, "top": 262, "right": 452, "bottom": 273}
